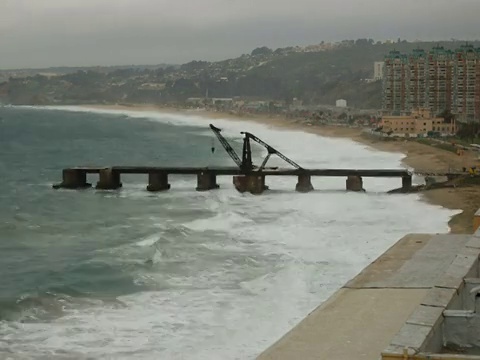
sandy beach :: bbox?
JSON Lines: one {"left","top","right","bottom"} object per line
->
{"left": 80, "top": 103, "right": 480, "bottom": 234}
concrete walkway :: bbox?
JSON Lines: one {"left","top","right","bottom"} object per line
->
{"left": 257, "top": 234, "right": 470, "bottom": 360}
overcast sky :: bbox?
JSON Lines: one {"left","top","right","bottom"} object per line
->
{"left": 1, "top": 0, "right": 480, "bottom": 69}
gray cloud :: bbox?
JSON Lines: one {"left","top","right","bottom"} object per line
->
{"left": 1, "top": 0, "right": 480, "bottom": 69}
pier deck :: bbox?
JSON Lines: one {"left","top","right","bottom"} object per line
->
{"left": 66, "top": 166, "right": 411, "bottom": 177}
{"left": 53, "top": 166, "right": 413, "bottom": 194}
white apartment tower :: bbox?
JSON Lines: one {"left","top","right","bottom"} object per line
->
{"left": 374, "top": 61, "right": 385, "bottom": 81}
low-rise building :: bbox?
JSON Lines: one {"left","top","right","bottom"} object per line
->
{"left": 380, "top": 108, "right": 456, "bottom": 137}
{"left": 186, "top": 97, "right": 204, "bottom": 105}
{"left": 211, "top": 98, "right": 233, "bottom": 105}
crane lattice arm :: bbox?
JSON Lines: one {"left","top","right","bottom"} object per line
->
{"left": 209, "top": 124, "right": 303, "bottom": 172}
{"left": 241, "top": 132, "right": 303, "bottom": 170}
{"left": 209, "top": 124, "right": 243, "bottom": 168}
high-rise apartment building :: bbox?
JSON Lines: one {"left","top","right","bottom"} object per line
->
{"left": 407, "top": 48, "right": 427, "bottom": 111}
{"left": 477, "top": 56, "right": 480, "bottom": 120}
{"left": 374, "top": 61, "right": 385, "bottom": 81}
{"left": 382, "top": 45, "right": 480, "bottom": 121}
{"left": 454, "top": 44, "right": 478, "bottom": 120}
{"left": 426, "top": 46, "right": 454, "bottom": 116}
{"left": 383, "top": 51, "right": 407, "bottom": 113}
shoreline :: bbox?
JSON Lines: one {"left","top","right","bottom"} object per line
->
{"left": 77, "top": 103, "right": 480, "bottom": 234}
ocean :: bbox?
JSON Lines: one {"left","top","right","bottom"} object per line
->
{"left": 0, "top": 106, "right": 457, "bottom": 359}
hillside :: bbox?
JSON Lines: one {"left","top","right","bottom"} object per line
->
{"left": 1, "top": 39, "right": 478, "bottom": 109}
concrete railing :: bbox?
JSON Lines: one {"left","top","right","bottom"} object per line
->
{"left": 474, "top": 209, "right": 480, "bottom": 233}
{"left": 382, "top": 219, "right": 480, "bottom": 360}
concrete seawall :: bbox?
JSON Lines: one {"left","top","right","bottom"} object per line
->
{"left": 258, "top": 224, "right": 480, "bottom": 359}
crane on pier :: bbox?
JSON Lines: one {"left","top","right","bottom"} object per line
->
{"left": 209, "top": 124, "right": 303, "bottom": 172}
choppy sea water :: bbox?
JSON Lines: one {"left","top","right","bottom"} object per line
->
{"left": 0, "top": 106, "right": 458, "bottom": 359}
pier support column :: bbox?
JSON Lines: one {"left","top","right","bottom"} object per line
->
{"left": 233, "top": 175, "right": 267, "bottom": 194}
{"left": 233, "top": 175, "right": 248, "bottom": 193}
{"left": 147, "top": 172, "right": 170, "bottom": 192}
{"left": 53, "top": 169, "right": 91, "bottom": 189}
{"left": 96, "top": 168, "right": 122, "bottom": 190}
{"left": 248, "top": 175, "right": 266, "bottom": 195}
{"left": 346, "top": 175, "right": 364, "bottom": 192}
{"left": 196, "top": 172, "right": 220, "bottom": 191}
{"left": 402, "top": 175, "right": 412, "bottom": 191}
{"left": 295, "top": 174, "right": 314, "bottom": 193}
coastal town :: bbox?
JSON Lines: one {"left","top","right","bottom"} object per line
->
{"left": 1, "top": 40, "right": 480, "bottom": 144}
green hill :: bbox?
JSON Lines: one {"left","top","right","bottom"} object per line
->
{"left": 1, "top": 39, "right": 478, "bottom": 108}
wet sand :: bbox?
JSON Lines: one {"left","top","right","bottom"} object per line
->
{"left": 80, "top": 104, "right": 480, "bottom": 234}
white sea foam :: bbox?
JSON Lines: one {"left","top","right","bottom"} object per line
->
{"left": 135, "top": 234, "right": 161, "bottom": 247}
{"left": 4, "top": 105, "right": 460, "bottom": 359}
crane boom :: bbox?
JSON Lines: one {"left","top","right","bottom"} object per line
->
{"left": 241, "top": 132, "right": 303, "bottom": 170}
{"left": 209, "top": 124, "right": 303, "bottom": 172}
{"left": 209, "top": 124, "right": 243, "bottom": 168}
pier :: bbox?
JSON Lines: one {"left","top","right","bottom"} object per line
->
{"left": 52, "top": 124, "right": 414, "bottom": 194}
{"left": 52, "top": 166, "right": 413, "bottom": 194}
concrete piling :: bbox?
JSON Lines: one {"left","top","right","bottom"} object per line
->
{"left": 402, "top": 175, "right": 412, "bottom": 191}
{"left": 248, "top": 175, "right": 266, "bottom": 195}
{"left": 147, "top": 172, "right": 171, "bottom": 192}
{"left": 346, "top": 175, "right": 364, "bottom": 192}
{"left": 196, "top": 172, "right": 220, "bottom": 191}
{"left": 233, "top": 175, "right": 267, "bottom": 194}
{"left": 296, "top": 174, "right": 314, "bottom": 193}
{"left": 233, "top": 175, "right": 248, "bottom": 193}
{"left": 95, "top": 168, "right": 122, "bottom": 190}
{"left": 52, "top": 169, "right": 91, "bottom": 189}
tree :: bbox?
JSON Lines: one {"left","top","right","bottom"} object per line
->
{"left": 268, "top": 101, "right": 281, "bottom": 113}
{"left": 355, "top": 39, "right": 371, "bottom": 46}
{"left": 438, "top": 109, "right": 455, "bottom": 123}
{"left": 457, "top": 122, "right": 480, "bottom": 142}
{"left": 251, "top": 46, "right": 273, "bottom": 56}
